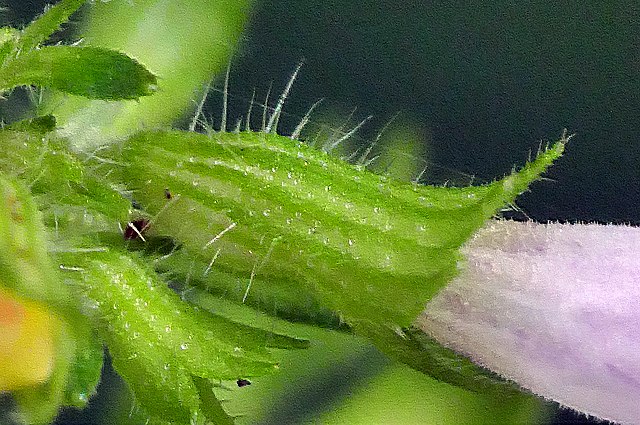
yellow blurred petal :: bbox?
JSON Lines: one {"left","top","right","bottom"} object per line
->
{"left": 0, "top": 288, "right": 57, "bottom": 391}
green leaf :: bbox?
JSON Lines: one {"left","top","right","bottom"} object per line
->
{"left": 63, "top": 328, "right": 104, "bottom": 408}
{"left": 360, "top": 325, "right": 523, "bottom": 397}
{"left": 192, "top": 376, "right": 236, "bottom": 425}
{"left": 110, "top": 130, "right": 564, "bottom": 329}
{"left": 5, "top": 115, "right": 57, "bottom": 133}
{"left": 0, "top": 46, "right": 157, "bottom": 99}
{"left": 0, "top": 27, "right": 19, "bottom": 64}
{"left": 63, "top": 250, "right": 307, "bottom": 423}
{"left": 19, "top": 0, "right": 87, "bottom": 53}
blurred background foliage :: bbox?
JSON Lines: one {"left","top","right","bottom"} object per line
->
{"left": 1, "top": 0, "right": 635, "bottom": 424}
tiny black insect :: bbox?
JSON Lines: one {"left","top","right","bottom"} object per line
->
{"left": 164, "top": 188, "right": 172, "bottom": 200}
{"left": 236, "top": 379, "right": 251, "bottom": 387}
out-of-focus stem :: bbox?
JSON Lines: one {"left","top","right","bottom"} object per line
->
{"left": 52, "top": 0, "right": 252, "bottom": 151}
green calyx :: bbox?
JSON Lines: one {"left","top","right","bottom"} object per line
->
{"left": 108, "top": 130, "right": 565, "bottom": 329}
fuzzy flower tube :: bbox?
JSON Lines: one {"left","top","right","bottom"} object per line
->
{"left": 419, "top": 220, "right": 640, "bottom": 424}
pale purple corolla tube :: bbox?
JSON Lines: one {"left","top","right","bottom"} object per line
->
{"left": 418, "top": 220, "right": 640, "bottom": 424}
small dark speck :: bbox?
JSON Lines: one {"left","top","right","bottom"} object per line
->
{"left": 236, "top": 379, "right": 251, "bottom": 387}
{"left": 164, "top": 188, "right": 172, "bottom": 199}
{"left": 124, "top": 219, "right": 149, "bottom": 240}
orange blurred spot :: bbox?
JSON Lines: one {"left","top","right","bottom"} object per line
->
{"left": 0, "top": 294, "right": 24, "bottom": 326}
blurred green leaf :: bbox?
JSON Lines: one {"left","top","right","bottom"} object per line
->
{"left": 186, "top": 290, "right": 550, "bottom": 425}
{"left": 0, "top": 174, "right": 103, "bottom": 423}
{"left": 0, "top": 46, "right": 157, "bottom": 99}
{"left": 367, "top": 119, "right": 429, "bottom": 182}
{"left": 192, "top": 376, "right": 236, "bottom": 425}
{"left": 0, "top": 27, "right": 19, "bottom": 64}
{"left": 63, "top": 329, "right": 103, "bottom": 408}
{"left": 315, "top": 363, "right": 549, "bottom": 425}
{"left": 5, "top": 115, "right": 57, "bottom": 133}
{"left": 0, "top": 129, "right": 131, "bottom": 230}
{"left": 0, "top": 173, "right": 71, "bottom": 311}
{"left": 18, "top": 0, "right": 86, "bottom": 53}
{"left": 52, "top": 0, "right": 253, "bottom": 150}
